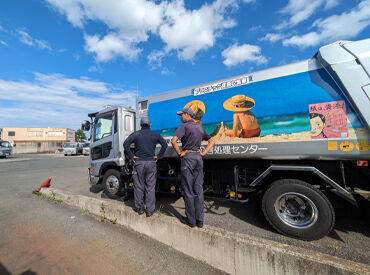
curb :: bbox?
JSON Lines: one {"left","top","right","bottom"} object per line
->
{"left": 40, "top": 188, "right": 370, "bottom": 275}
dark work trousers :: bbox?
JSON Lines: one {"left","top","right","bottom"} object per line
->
{"left": 180, "top": 152, "right": 204, "bottom": 225}
{"left": 132, "top": 161, "right": 157, "bottom": 213}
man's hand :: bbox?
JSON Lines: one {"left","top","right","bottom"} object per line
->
{"left": 132, "top": 156, "right": 139, "bottom": 163}
{"left": 171, "top": 136, "right": 183, "bottom": 158}
{"left": 154, "top": 155, "right": 158, "bottom": 162}
{"left": 179, "top": 151, "right": 186, "bottom": 158}
{"left": 200, "top": 138, "right": 215, "bottom": 157}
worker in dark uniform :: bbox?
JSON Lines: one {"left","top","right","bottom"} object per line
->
{"left": 171, "top": 107, "right": 215, "bottom": 228}
{"left": 123, "top": 117, "right": 168, "bottom": 217}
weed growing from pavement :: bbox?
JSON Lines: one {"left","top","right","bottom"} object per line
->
{"left": 100, "top": 203, "right": 108, "bottom": 222}
{"left": 82, "top": 209, "right": 90, "bottom": 215}
{"left": 99, "top": 203, "right": 118, "bottom": 224}
{"left": 327, "top": 244, "right": 341, "bottom": 250}
{"left": 156, "top": 204, "right": 167, "bottom": 216}
{"left": 33, "top": 191, "right": 63, "bottom": 203}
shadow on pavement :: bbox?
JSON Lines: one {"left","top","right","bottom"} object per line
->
{"left": 0, "top": 262, "right": 11, "bottom": 275}
{"left": 89, "top": 184, "right": 104, "bottom": 193}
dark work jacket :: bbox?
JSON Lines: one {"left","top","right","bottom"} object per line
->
{"left": 123, "top": 127, "right": 168, "bottom": 161}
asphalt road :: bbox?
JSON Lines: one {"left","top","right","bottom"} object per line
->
{"left": 0, "top": 154, "right": 225, "bottom": 275}
{"left": 1, "top": 154, "right": 369, "bottom": 268}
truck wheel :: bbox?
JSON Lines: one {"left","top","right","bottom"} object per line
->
{"left": 262, "top": 179, "right": 335, "bottom": 241}
{"left": 103, "top": 169, "right": 125, "bottom": 199}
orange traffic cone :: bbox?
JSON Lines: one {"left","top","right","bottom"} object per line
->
{"left": 33, "top": 177, "right": 52, "bottom": 193}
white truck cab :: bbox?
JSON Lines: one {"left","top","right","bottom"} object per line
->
{"left": 82, "top": 106, "right": 135, "bottom": 196}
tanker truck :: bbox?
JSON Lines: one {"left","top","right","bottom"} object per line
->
{"left": 82, "top": 39, "right": 370, "bottom": 241}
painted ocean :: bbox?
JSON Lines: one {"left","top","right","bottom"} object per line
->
{"left": 156, "top": 113, "right": 311, "bottom": 137}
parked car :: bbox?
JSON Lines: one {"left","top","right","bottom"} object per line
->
{"left": 63, "top": 142, "right": 81, "bottom": 156}
{"left": 0, "top": 140, "right": 13, "bottom": 158}
{"left": 81, "top": 142, "right": 90, "bottom": 156}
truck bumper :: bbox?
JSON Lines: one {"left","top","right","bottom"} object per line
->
{"left": 88, "top": 169, "right": 100, "bottom": 185}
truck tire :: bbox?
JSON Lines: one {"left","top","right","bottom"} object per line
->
{"left": 102, "top": 169, "right": 125, "bottom": 199}
{"left": 262, "top": 179, "right": 335, "bottom": 241}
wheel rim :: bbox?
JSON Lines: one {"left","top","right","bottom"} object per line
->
{"left": 106, "top": 175, "right": 120, "bottom": 193}
{"left": 274, "top": 192, "right": 318, "bottom": 229}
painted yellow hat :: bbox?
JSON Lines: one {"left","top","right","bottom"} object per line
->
{"left": 223, "top": 94, "right": 255, "bottom": 111}
{"left": 185, "top": 100, "right": 206, "bottom": 121}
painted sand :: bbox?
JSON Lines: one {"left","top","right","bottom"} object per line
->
{"left": 203, "top": 126, "right": 369, "bottom": 145}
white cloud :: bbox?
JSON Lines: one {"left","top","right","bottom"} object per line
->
{"left": 249, "top": 25, "right": 262, "bottom": 32}
{"left": 45, "top": 0, "right": 239, "bottom": 63}
{"left": 222, "top": 43, "right": 267, "bottom": 67}
{"left": 0, "top": 73, "right": 136, "bottom": 129}
{"left": 0, "top": 40, "right": 7, "bottom": 46}
{"left": 45, "top": 0, "right": 165, "bottom": 62}
{"left": 161, "top": 67, "right": 172, "bottom": 75}
{"left": 0, "top": 25, "right": 5, "bottom": 32}
{"left": 283, "top": 0, "right": 370, "bottom": 48}
{"left": 259, "top": 33, "right": 284, "bottom": 43}
{"left": 275, "top": 0, "right": 339, "bottom": 30}
{"left": 84, "top": 33, "right": 142, "bottom": 62}
{"left": 147, "top": 49, "right": 168, "bottom": 69}
{"left": 17, "top": 30, "right": 52, "bottom": 51}
{"left": 159, "top": 0, "right": 237, "bottom": 60}
{"left": 88, "top": 66, "right": 103, "bottom": 73}
{"left": 242, "top": 0, "right": 255, "bottom": 3}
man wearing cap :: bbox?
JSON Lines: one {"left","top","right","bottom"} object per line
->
{"left": 123, "top": 117, "right": 168, "bottom": 217}
{"left": 171, "top": 107, "right": 215, "bottom": 228}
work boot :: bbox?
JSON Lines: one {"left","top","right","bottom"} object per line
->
{"left": 134, "top": 207, "right": 145, "bottom": 215}
{"left": 180, "top": 216, "right": 195, "bottom": 228}
{"left": 146, "top": 211, "right": 154, "bottom": 217}
{"left": 196, "top": 220, "right": 203, "bottom": 228}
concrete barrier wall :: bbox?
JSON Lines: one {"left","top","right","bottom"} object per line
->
{"left": 40, "top": 188, "right": 370, "bottom": 275}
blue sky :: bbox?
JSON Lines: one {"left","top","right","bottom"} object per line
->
{"left": 0, "top": 0, "right": 369, "bottom": 130}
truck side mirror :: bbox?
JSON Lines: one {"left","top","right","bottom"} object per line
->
{"left": 81, "top": 120, "right": 91, "bottom": 131}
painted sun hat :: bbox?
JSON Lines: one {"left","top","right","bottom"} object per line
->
{"left": 185, "top": 100, "right": 206, "bottom": 121}
{"left": 223, "top": 94, "right": 255, "bottom": 111}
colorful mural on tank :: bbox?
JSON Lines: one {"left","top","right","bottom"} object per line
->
{"left": 145, "top": 69, "right": 368, "bottom": 151}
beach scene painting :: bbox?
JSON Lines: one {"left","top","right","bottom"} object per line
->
{"left": 147, "top": 69, "right": 367, "bottom": 145}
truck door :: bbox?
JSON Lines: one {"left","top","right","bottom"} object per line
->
{"left": 123, "top": 111, "right": 135, "bottom": 140}
{"left": 119, "top": 110, "right": 135, "bottom": 159}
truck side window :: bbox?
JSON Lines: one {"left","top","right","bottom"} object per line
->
{"left": 94, "top": 115, "right": 113, "bottom": 141}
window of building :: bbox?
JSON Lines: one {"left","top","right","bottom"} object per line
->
{"left": 37, "top": 142, "right": 41, "bottom": 148}
{"left": 28, "top": 131, "right": 42, "bottom": 137}
{"left": 48, "top": 131, "right": 63, "bottom": 137}
{"left": 8, "top": 131, "right": 15, "bottom": 136}
{"left": 67, "top": 132, "right": 74, "bottom": 138}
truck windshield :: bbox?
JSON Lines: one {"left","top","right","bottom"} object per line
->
{"left": 0, "top": 141, "right": 11, "bottom": 148}
{"left": 94, "top": 115, "right": 113, "bottom": 141}
{"left": 64, "top": 143, "right": 76, "bottom": 148}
